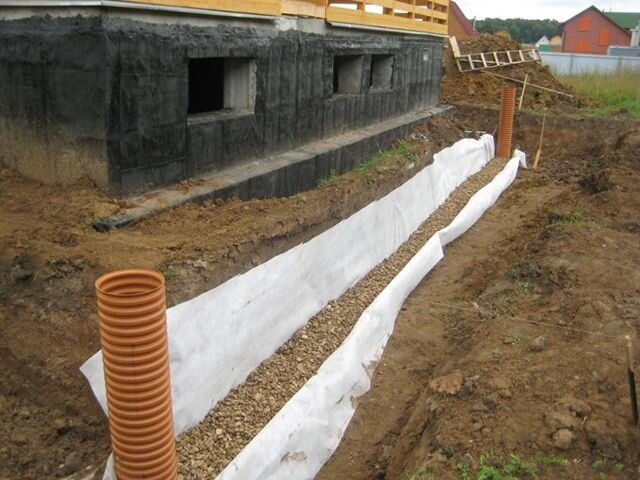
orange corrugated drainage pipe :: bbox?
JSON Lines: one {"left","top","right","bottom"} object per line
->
{"left": 496, "top": 85, "right": 517, "bottom": 158}
{"left": 96, "top": 269, "right": 177, "bottom": 480}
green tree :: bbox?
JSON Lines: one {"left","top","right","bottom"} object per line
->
{"left": 475, "top": 18, "right": 562, "bottom": 44}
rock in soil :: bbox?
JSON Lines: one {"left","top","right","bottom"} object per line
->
{"left": 429, "top": 371, "right": 464, "bottom": 395}
{"left": 530, "top": 335, "right": 547, "bottom": 352}
{"left": 553, "top": 428, "right": 576, "bottom": 450}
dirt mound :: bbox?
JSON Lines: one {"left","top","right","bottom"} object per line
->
{"left": 442, "top": 34, "right": 592, "bottom": 111}
{"left": 459, "top": 32, "right": 523, "bottom": 54}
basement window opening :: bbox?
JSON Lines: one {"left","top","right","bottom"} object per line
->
{"left": 369, "top": 54, "right": 394, "bottom": 90}
{"left": 188, "top": 57, "right": 256, "bottom": 116}
{"left": 333, "top": 55, "right": 364, "bottom": 95}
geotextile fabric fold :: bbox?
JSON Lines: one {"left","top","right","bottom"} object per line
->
{"left": 81, "top": 137, "right": 526, "bottom": 480}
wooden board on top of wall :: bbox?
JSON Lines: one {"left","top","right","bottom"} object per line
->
{"left": 123, "top": 0, "right": 282, "bottom": 16}
{"left": 282, "top": 0, "right": 326, "bottom": 18}
{"left": 326, "top": 6, "right": 448, "bottom": 36}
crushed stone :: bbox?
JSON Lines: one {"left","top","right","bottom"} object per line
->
{"left": 176, "top": 156, "right": 511, "bottom": 478}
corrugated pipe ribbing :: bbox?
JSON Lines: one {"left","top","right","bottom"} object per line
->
{"left": 497, "top": 85, "right": 517, "bottom": 158}
{"left": 96, "top": 270, "right": 177, "bottom": 480}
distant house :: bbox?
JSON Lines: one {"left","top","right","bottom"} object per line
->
{"left": 549, "top": 35, "right": 563, "bottom": 52}
{"left": 605, "top": 12, "right": 640, "bottom": 32}
{"left": 562, "top": 5, "right": 640, "bottom": 54}
{"left": 448, "top": 1, "right": 476, "bottom": 40}
{"left": 535, "top": 35, "right": 550, "bottom": 47}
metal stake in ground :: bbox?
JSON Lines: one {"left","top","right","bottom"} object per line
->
{"left": 626, "top": 335, "right": 639, "bottom": 426}
{"left": 496, "top": 85, "right": 517, "bottom": 158}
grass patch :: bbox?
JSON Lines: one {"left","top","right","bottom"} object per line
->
{"left": 457, "top": 462, "right": 472, "bottom": 480}
{"left": 475, "top": 454, "right": 536, "bottom": 480}
{"left": 316, "top": 140, "right": 418, "bottom": 187}
{"left": 509, "top": 261, "right": 538, "bottom": 295}
{"left": 546, "top": 211, "right": 584, "bottom": 226}
{"left": 317, "top": 168, "right": 338, "bottom": 187}
{"left": 161, "top": 269, "right": 176, "bottom": 280}
{"left": 591, "top": 456, "right": 627, "bottom": 475}
{"left": 356, "top": 141, "right": 418, "bottom": 172}
{"left": 402, "top": 452, "right": 570, "bottom": 479}
{"left": 563, "top": 71, "right": 640, "bottom": 118}
{"left": 515, "top": 280, "right": 532, "bottom": 295}
{"left": 510, "top": 261, "right": 539, "bottom": 280}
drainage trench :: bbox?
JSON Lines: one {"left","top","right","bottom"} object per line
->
{"left": 174, "top": 156, "right": 511, "bottom": 478}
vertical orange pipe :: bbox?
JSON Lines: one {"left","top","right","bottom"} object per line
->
{"left": 497, "top": 85, "right": 517, "bottom": 158}
{"left": 96, "top": 270, "right": 177, "bottom": 480}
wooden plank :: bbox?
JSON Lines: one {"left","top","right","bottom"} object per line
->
{"left": 533, "top": 114, "right": 546, "bottom": 169}
{"left": 282, "top": 0, "right": 325, "bottom": 17}
{"left": 326, "top": 5, "right": 448, "bottom": 35}
{"left": 394, "top": 0, "right": 416, "bottom": 14}
{"left": 126, "top": 0, "right": 450, "bottom": 30}
{"left": 361, "top": 0, "right": 396, "bottom": 8}
{"left": 124, "top": 0, "right": 282, "bottom": 15}
{"left": 480, "top": 70, "right": 574, "bottom": 98}
{"left": 449, "top": 36, "right": 461, "bottom": 58}
{"left": 518, "top": 73, "right": 528, "bottom": 110}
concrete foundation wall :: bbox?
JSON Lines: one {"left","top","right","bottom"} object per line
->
{"left": 0, "top": 15, "right": 109, "bottom": 188}
{"left": 0, "top": 10, "right": 443, "bottom": 196}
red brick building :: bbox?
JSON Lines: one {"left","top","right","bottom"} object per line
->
{"left": 562, "top": 5, "right": 632, "bottom": 54}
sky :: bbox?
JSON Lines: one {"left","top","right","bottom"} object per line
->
{"left": 454, "top": 0, "right": 640, "bottom": 21}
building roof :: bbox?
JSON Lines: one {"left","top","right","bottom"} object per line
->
{"left": 536, "top": 35, "right": 550, "bottom": 45}
{"left": 449, "top": 1, "right": 475, "bottom": 38}
{"left": 605, "top": 12, "right": 640, "bottom": 30}
{"left": 549, "top": 35, "right": 562, "bottom": 45}
{"left": 562, "top": 5, "right": 632, "bottom": 36}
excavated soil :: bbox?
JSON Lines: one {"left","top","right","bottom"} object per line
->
{"left": 441, "top": 34, "right": 593, "bottom": 111}
{"left": 319, "top": 106, "right": 640, "bottom": 480}
{"left": 2, "top": 66, "right": 639, "bottom": 479}
{"left": 0, "top": 116, "right": 466, "bottom": 479}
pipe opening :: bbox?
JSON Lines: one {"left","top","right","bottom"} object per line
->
{"left": 96, "top": 270, "right": 165, "bottom": 297}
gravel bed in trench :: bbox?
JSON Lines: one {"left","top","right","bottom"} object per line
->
{"left": 175, "top": 156, "right": 511, "bottom": 478}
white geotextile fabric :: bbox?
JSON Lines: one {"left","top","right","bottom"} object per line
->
{"left": 80, "top": 136, "right": 507, "bottom": 479}
{"left": 216, "top": 151, "right": 527, "bottom": 480}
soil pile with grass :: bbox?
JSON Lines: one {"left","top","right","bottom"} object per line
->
{"left": 441, "top": 34, "right": 593, "bottom": 111}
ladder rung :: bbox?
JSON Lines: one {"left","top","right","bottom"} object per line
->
{"left": 456, "top": 49, "right": 540, "bottom": 72}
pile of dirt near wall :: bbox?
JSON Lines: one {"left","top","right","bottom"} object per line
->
{"left": 441, "top": 34, "right": 592, "bottom": 111}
